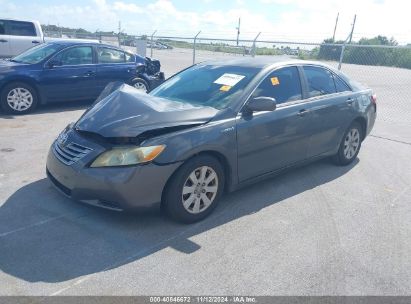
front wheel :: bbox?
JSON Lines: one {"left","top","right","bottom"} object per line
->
{"left": 333, "top": 122, "right": 363, "bottom": 166}
{"left": 131, "top": 78, "right": 149, "bottom": 93}
{"left": 163, "top": 155, "right": 225, "bottom": 223}
{"left": 1, "top": 82, "right": 38, "bottom": 114}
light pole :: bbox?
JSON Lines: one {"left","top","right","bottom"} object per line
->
{"left": 236, "top": 18, "right": 241, "bottom": 46}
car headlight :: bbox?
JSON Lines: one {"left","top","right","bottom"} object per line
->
{"left": 90, "top": 145, "right": 165, "bottom": 168}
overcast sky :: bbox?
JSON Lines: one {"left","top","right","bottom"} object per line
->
{"left": 1, "top": 0, "right": 410, "bottom": 44}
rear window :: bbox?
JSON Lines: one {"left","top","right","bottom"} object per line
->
{"left": 7, "top": 21, "right": 36, "bottom": 36}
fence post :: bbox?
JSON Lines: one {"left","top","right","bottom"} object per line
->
{"left": 338, "top": 44, "right": 346, "bottom": 70}
{"left": 251, "top": 32, "right": 261, "bottom": 57}
{"left": 150, "top": 30, "right": 157, "bottom": 58}
{"left": 338, "top": 14, "right": 356, "bottom": 70}
{"left": 193, "top": 31, "right": 201, "bottom": 65}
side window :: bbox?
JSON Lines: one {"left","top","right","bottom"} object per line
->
{"left": 97, "top": 47, "right": 126, "bottom": 63}
{"left": 7, "top": 21, "right": 36, "bottom": 36}
{"left": 251, "top": 66, "right": 302, "bottom": 104}
{"left": 125, "top": 53, "right": 135, "bottom": 62}
{"left": 0, "top": 20, "right": 5, "bottom": 35}
{"left": 333, "top": 74, "right": 351, "bottom": 92}
{"left": 54, "top": 46, "right": 93, "bottom": 65}
{"left": 303, "top": 66, "right": 336, "bottom": 97}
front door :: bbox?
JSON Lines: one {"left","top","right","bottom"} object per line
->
{"left": 236, "top": 66, "right": 313, "bottom": 182}
{"left": 40, "top": 45, "right": 98, "bottom": 102}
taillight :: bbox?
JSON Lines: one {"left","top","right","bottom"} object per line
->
{"left": 371, "top": 94, "right": 377, "bottom": 104}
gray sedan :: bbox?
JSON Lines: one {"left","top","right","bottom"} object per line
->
{"left": 46, "top": 58, "right": 377, "bottom": 223}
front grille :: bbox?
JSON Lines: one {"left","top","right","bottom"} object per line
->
{"left": 53, "top": 141, "right": 92, "bottom": 165}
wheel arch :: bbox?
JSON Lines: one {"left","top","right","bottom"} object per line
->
{"left": 352, "top": 116, "right": 367, "bottom": 141}
{"left": 0, "top": 78, "right": 41, "bottom": 104}
{"left": 160, "top": 150, "right": 233, "bottom": 207}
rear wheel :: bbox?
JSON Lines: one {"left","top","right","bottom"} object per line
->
{"left": 0, "top": 82, "right": 38, "bottom": 114}
{"left": 333, "top": 122, "right": 363, "bottom": 166}
{"left": 163, "top": 155, "right": 225, "bottom": 223}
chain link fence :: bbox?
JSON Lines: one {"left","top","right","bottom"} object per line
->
{"left": 147, "top": 37, "right": 411, "bottom": 130}
{"left": 42, "top": 29, "right": 411, "bottom": 139}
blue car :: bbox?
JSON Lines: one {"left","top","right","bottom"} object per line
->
{"left": 0, "top": 41, "right": 164, "bottom": 114}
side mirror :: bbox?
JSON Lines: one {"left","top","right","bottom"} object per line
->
{"left": 47, "top": 60, "right": 62, "bottom": 68}
{"left": 245, "top": 96, "right": 277, "bottom": 112}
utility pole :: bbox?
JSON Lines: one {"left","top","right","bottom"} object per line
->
{"left": 236, "top": 18, "right": 241, "bottom": 46}
{"left": 118, "top": 21, "right": 122, "bottom": 46}
{"left": 338, "top": 14, "right": 357, "bottom": 70}
{"left": 348, "top": 14, "right": 356, "bottom": 43}
{"left": 150, "top": 30, "right": 157, "bottom": 58}
{"left": 332, "top": 12, "right": 339, "bottom": 42}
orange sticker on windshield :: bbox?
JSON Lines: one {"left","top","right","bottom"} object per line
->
{"left": 220, "top": 85, "right": 232, "bottom": 92}
{"left": 271, "top": 77, "right": 280, "bottom": 86}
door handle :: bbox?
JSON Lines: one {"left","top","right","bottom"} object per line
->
{"left": 346, "top": 98, "right": 355, "bottom": 105}
{"left": 297, "top": 109, "right": 310, "bottom": 117}
{"left": 32, "top": 40, "right": 40, "bottom": 44}
{"left": 0, "top": 39, "right": 7, "bottom": 43}
{"left": 84, "top": 71, "right": 95, "bottom": 77}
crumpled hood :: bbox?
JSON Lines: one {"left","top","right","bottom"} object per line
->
{"left": 75, "top": 84, "right": 219, "bottom": 138}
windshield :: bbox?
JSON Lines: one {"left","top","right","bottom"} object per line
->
{"left": 150, "top": 64, "right": 260, "bottom": 109}
{"left": 12, "top": 44, "right": 61, "bottom": 64}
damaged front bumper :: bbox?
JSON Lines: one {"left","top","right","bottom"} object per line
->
{"left": 46, "top": 129, "right": 182, "bottom": 211}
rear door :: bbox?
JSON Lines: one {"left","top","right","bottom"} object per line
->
{"left": 40, "top": 45, "right": 98, "bottom": 102}
{"left": 302, "top": 65, "right": 356, "bottom": 158}
{"left": 6, "top": 20, "right": 40, "bottom": 55}
{"left": 0, "top": 20, "right": 12, "bottom": 57}
{"left": 95, "top": 46, "right": 136, "bottom": 91}
{"left": 236, "top": 66, "right": 314, "bottom": 182}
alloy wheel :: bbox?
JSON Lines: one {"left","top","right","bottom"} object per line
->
{"left": 181, "top": 166, "right": 219, "bottom": 214}
{"left": 343, "top": 128, "right": 360, "bottom": 159}
{"left": 7, "top": 88, "right": 33, "bottom": 111}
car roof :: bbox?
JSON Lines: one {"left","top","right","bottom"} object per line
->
{"left": 0, "top": 18, "right": 40, "bottom": 23}
{"left": 46, "top": 40, "right": 125, "bottom": 50}
{"left": 201, "top": 57, "right": 334, "bottom": 70}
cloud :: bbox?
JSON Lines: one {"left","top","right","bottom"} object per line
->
{"left": 113, "top": 1, "right": 142, "bottom": 13}
{"left": 0, "top": 0, "right": 409, "bottom": 44}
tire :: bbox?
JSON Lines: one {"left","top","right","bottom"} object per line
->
{"left": 0, "top": 82, "right": 38, "bottom": 114}
{"left": 163, "top": 155, "right": 225, "bottom": 223}
{"left": 131, "top": 78, "right": 149, "bottom": 93}
{"left": 332, "top": 122, "right": 363, "bottom": 166}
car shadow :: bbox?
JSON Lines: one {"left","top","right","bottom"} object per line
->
{"left": 0, "top": 158, "right": 358, "bottom": 283}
